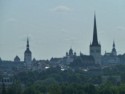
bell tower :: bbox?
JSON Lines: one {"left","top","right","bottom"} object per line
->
{"left": 24, "top": 38, "right": 32, "bottom": 69}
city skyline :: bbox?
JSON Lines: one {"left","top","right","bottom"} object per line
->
{"left": 0, "top": 0, "right": 125, "bottom": 60}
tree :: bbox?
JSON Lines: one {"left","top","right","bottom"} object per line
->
{"left": 2, "top": 83, "right": 6, "bottom": 94}
{"left": 119, "top": 84, "right": 125, "bottom": 94}
{"left": 48, "top": 84, "right": 61, "bottom": 94}
{"left": 7, "top": 81, "right": 22, "bottom": 94}
{"left": 23, "top": 86, "right": 41, "bottom": 94}
{"left": 84, "top": 84, "right": 97, "bottom": 94}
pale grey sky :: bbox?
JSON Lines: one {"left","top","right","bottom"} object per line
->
{"left": 0, "top": 0, "right": 125, "bottom": 60}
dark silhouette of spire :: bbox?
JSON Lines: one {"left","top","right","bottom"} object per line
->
{"left": 91, "top": 14, "right": 100, "bottom": 46}
{"left": 112, "top": 41, "right": 117, "bottom": 55}
{"left": 25, "top": 37, "right": 31, "bottom": 54}
{"left": 113, "top": 41, "right": 115, "bottom": 48}
{"left": 27, "top": 37, "right": 29, "bottom": 49}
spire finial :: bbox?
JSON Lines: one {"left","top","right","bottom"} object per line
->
{"left": 94, "top": 11, "right": 96, "bottom": 18}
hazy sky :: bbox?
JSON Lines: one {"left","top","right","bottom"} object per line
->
{"left": 0, "top": 0, "right": 125, "bottom": 61}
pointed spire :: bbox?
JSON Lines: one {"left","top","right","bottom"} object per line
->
{"left": 91, "top": 13, "right": 99, "bottom": 46}
{"left": 25, "top": 37, "right": 31, "bottom": 54}
{"left": 113, "top": 41, "right": 115, "bottom": 48}
{"left": 27, "top": 37, "right": 29, "bottom": 49}
{"left": 112, "top": 41, "right": 117, "bottom": 55}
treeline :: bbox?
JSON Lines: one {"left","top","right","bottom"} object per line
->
{"left": 14, "top": 67, "right": 102, "bottom": 86}
{"left": 1, "top": 64, "right": 125, "bottom": 94}
{"left": 14, "top": 65, "right": 125, "bottom": 86}
{"left": 1, "top": 82, "right": 125, "bottom": 94}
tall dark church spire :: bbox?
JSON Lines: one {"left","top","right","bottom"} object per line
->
{"left": 90, "top": 14, "right": 101, "bottom": 64}
{"left": 91, "top": 14, "right": 100, "bottom": 46}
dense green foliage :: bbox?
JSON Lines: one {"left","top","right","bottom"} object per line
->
{"left": 14, "top": 67, "right": 102, "bottom": 86}
{"left": 1, "top": 64, "right": 125, "bottom": 94}
{"left": 2, "top": 82, "right": 125, "bottom": 94}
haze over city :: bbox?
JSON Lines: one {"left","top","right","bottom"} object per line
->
{"left": 0, "top": 0, "right": 125, "bottom": 60}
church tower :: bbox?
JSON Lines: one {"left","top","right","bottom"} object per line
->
{"left": 24, "top": 38, "right": 32, "bottom": 69}
{"left": 90, "top": 14, "right": 101, "bottom": 64}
